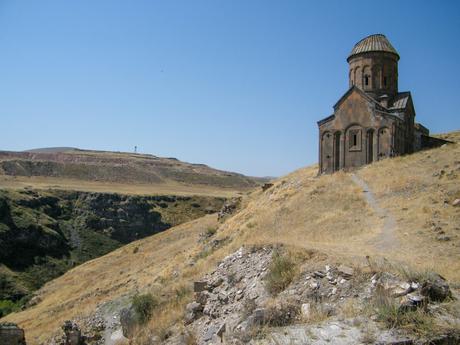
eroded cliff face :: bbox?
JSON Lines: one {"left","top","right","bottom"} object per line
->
{"left": 0, "top": 189, "right": 225, "bottom": 315}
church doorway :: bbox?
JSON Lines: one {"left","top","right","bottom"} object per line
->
{"left": 367, "top": 129, "right": 374, "bottom": 163}
{"left": 334, "top": 132, "right": 341, "bottom": 171}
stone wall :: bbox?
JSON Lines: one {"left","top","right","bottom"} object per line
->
{"left": 0, "top": 323, "right": 26, "bottom": 345}
{"left": 318, "top": 88, "right": 398, "bottom": 174}
{"left": 348, "top": 51, "right": 399, "bottom": 97}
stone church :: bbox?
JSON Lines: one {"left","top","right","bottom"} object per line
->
{"left": 317, "top": 34, "right": 442, "bottom": 174}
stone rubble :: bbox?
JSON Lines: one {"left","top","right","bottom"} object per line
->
{"left": 45, "top": 247, "right": 458, "bottom": 345}
{"left": 164, "top": 247, "right": 458, "bottom": 345}
{"left": 170, "top": 246, "right": 273, "bottom": 344}
{"left": 217, "top": 198, "right": 241, "bottom": 221}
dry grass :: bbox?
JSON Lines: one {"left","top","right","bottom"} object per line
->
{"left": 371, "top": 285, "right": 436, "bottom": 337}
{"left": 264, "top": 250, "right": 298, "bottom": 294}
{"left": 2, "top": 131, "right": 459, "bottom": 344}
{"left": 340, "top": 298, "right": 361, "bottom": 319}
{"left": 301, "top": 303, "right": 332, "bottom": 324}
{"left": 0, "top": 175, "right": 240, "bottom": 197}
{"left": 358, "top": 132, "right": 460, "bottom": 281}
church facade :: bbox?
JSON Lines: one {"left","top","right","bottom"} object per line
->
{"left": 317, "top": 34, "right": 436, "bottom": 174}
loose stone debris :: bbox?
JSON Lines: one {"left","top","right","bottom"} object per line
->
{"left": 45, "top": 247, "right": 459, "bottom": 345}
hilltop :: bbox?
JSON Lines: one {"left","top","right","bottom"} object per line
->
{"left": 2, "top": 131, "right": 460, "bottom": 344}
{"left": 0, "top": 148, "right": 266, "bottom": 321}
{"left": 0, "top": 148, "right": 266, "bottom": 197}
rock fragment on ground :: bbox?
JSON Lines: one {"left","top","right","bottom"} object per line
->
{"left": 0, "top": 322, "right": 26, "bottom": 345}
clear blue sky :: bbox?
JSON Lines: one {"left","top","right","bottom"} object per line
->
{"left": 0, "top": 1, "right": 459, "bottom": 177}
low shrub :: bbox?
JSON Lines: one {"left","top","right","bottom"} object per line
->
{"left": 132, "top": 293, "right": 158, "bottom": 324}
{"left": 265, "top": 251, "right": 297, "bottom": 294}
{"left": 372, "top": 286, "right": 435, "bottom": 336}
{"left": 263, "top": 298, "right": 299, "bottom": 326}
{"left": 174, "top": 285, "right": 191, "bottom": 302}
{"left": 0, "top": 299, "right": 19, "bottom": 317}
{"left": 205, "top": 226, "right": 217, "bottom": 237}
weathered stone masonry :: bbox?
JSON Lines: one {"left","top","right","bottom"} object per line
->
{"left": 317, "top": 34, "right": 447, "bottom": 174}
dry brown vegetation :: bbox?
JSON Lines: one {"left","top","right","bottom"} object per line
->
{"left": 2, "top": 131, "right": 459, "bottom": 344}
{"left": 0, "top": 175, "right": 242, "bottom": 197}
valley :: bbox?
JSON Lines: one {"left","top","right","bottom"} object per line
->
{"left": 0, "top": 148, "right": 265, "bottom": 320}
{"left": 0, "top": 188, "right": 226, "bottom": 317}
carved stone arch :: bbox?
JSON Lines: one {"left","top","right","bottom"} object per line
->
{"left": 354, "top": 66, "right": 361, "bottom": 88}
{"left": 366, "top": 128, "right": 375, "bottom": 163}
{"left": 321, "top": 131, "right": 334, "bottom": 174}
{"left": 362, "top": 65, "right": 371, "bottom": 89}
{"left": 344, "top": 124, "right": 364, "bottom": 168}
{"left": 372, "top": 64, "right": 382, "bottom": 89}
{"left": 333, "top": 131, "right": 342, "bottom": 171}
{"left": 377, "top": 126, "right": 390, "bottom": 160}
{"left": 345, "top": 123, "right": 363, "bottom": 151}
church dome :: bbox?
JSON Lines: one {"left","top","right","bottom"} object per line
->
{"left": 348, "top": 34, "right": 399, "bottom": 60}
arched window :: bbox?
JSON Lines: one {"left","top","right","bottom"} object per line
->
{"left": 364, "top": 75, "right": 369, "bottom": 86}
{"left": 348, "top": 128, "right": 362, "bottom": 151}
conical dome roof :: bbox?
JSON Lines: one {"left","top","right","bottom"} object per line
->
{"left": 348, "top": 34, "right": 399, "bottom": 60}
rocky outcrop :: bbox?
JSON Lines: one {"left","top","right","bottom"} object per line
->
{"left": 119, "top": 305, "right": 140, "bottom": 339}
{"left": 161, "top": 247, "right": 460, "bottom": 345}
{"left": 179, "top": 247, "right": 273, "bottom": 344}
{"left": 217, "top": 198, "right": 241, "bottom": 221}
{"left": 0, "top": 322, "right": 26, "bottom": 345}
{"left": 61, "top": 321, "right": 83, "bottom": 345}
{"left": 420, "top": 274, "right": 451, "bottom": 302}
{"left": 261, "top": 183, "right": 274, "bottom": 192}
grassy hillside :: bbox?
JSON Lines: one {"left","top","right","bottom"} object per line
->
{"left": 0, "top": 188, "right": 225, "bottom": 318}
{"left": 0, "top": 148, "right": 266, "bottom": 196}
{"left": 2, "top": 131, "right": 459, "bottom": 344}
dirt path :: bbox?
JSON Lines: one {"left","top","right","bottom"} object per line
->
{"left": 350, "top": 173, "right": 398, "bottom": 252}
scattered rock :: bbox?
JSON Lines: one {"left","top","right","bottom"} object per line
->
{"left": 301, "top": 303, "right": 311, "bottom": 319}
{"left": 194, "top": 281, "right": 209, "bottom": 293}
{"left": 249, "top": 308, "right": 267, "bottom": 326}
{"left": 160, "top": 248, "right": 459, "bottom": 345}
{"left": 186, "top": 301, "right": 202, "bottom": 314}
{"left": 262, "top": 183, "right": 274, "bottom": 191}
{"left": 196, "top": 291, "right": 209, "bottom": 306}
{"left": 120, "top": 306, "right": 140, "bottom": 338}
{"left": 184, "top": 301, "right": 203, "bottom": 324}
{"left": 338, "top": 265, "right": 354, "bottom": 278}
{"left": 399, "top": 293, "right": 426, "bottom": 312}
{"left": 421, "top": 275, "right": 451, "bottom": 302}
{"left": 322, "top": 303, "right": 335, "bottom": 317}
{"left": 25, "top": 295, "right": 42, "bottom": 308}
{"left": 313, "top": 271, "right": 325, "bottom": 278}
{"left": 452, "top": 199, "right": 460, "bottom": 207}
{"left": 217, "top": 198, "right": 241, "bottom": 221}
{"left": 437, "top": 235, "right": 451, "bottom": 241}
{"left": 61, "top": 321, "right": 83, "bottom": 345}
{"left": 0, "top": 323, "right": 26, "bottom": 345}
{"left": 216, "top": 323, "right": 226, "bottom": 339}
{"left": 203, "top": 325, "right": 217, "bottom": 342}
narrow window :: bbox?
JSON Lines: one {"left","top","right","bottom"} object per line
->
{"left": 383, "top": 76, "right": 387, "bottom": 86}
{"left": 353, "top": 134, "right": 357, "bottom": 146}
{"left": 364, "top": 75, "right": 369, "bottom": 86}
